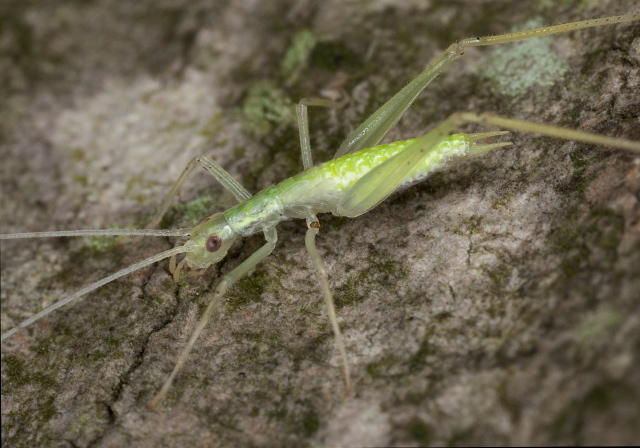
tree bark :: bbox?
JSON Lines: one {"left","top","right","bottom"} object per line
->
{"left": 2, "top": 1, "right": 639, "bottom": 446}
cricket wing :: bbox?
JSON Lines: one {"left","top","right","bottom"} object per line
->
{"left": 334, "top": 128, "right": 446, "bottom": 217}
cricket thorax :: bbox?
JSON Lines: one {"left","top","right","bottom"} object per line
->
{"left": 224, "top": 185, "right": 287, "bottom": 235}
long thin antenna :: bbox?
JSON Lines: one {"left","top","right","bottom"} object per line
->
{"left": 0, "top": 228, "right": 192, "bottom": 240}
{"left": 1, "top": 245, "right": 189, "bottom": 342}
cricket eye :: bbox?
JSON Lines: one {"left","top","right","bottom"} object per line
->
{"left": 205, "top": 235, "right": 223, "bottom": 252}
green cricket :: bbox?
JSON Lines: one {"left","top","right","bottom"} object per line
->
{"left": 1, "top": 12, "right": 639, "bottom": 408}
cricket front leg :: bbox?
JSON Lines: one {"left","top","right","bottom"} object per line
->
{"left": 149, "top": 156, "right": 252, "bottom": 229}
{"left": 150, "top": 227, "right": 278, "bottom": 409}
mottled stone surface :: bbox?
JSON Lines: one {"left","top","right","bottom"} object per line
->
{"left": 1, "top": 1, "right": 639, "bottom": 447}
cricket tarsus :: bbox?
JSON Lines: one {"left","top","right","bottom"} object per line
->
{"left": 2, "top": 13, "right": 639, "bottom": 408}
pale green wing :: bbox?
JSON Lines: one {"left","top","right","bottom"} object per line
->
{"left": 333, "top": 50, "right": 456, "bottom": 159}
{"left": 335, "top": 125, "right": 450, "bottom": 217}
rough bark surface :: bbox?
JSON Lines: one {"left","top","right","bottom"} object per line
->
{"left": 1, "top": 1, "right": 639, "bottom": 447}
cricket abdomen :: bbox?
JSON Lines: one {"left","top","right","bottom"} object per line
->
{"left": 224, "top": 134, "right": 474, "bottom": 234}
{"left": 277, "top": 134, "right": 473, "bottom": 216}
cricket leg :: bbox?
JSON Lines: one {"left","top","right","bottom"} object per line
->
{"left": 458, "top": 112, "right": 640, "bottom": 154}
{"left": 304, "top": 215, "right": 352, "bottom": 394}
{"left": 150, "top": 227, "right": 278, "bottom": 408}
{"left": 337, "top": 111, "right": 639, "bottom": 218}
{"left": 334, "top": 12, "right": 639, "bottom": 158}
{"left": 296, "top": 98, "right": 342, "bottom": 170}
{"left": 149, "top": 156, "right": 252, "bottom": 229}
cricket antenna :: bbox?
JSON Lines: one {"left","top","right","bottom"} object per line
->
{"left": 0, "top": 228, "right": 192, "bottom": 240}
{"left": 0, "top": 240, "right": 191, "bottom": 342}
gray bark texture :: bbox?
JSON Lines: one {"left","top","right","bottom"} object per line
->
{"left": 1, "top": 0, "right": 639, "bottom": 446}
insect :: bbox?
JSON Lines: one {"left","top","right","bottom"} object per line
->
{"left": 2, "top": 7, "right": 639, "bottom": 445}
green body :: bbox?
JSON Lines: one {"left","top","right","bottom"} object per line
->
{"left": 225, "top": 133, "right": 473, "bottom": 235}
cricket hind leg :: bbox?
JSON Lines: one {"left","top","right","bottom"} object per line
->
{"left": 459, "top": 113, "right": 640, "bottom": 154}
{"left": 304, "top": 214, "right": 352, "bottom": 394}
{"left": 150, "top": 227, "right": 278, "bottom": 409}
{"left": 148, "top": 156, "right": 253, "bottom": 229}
{"left": 336, "top": 111, "right": 638, "bottom": 219}
{"left": 333, "top": 12, "right": 639, "bottom": 159}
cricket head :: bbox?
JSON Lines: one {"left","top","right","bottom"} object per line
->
{"left": 182, "top": 212, "right": 239, "bottom": 269}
